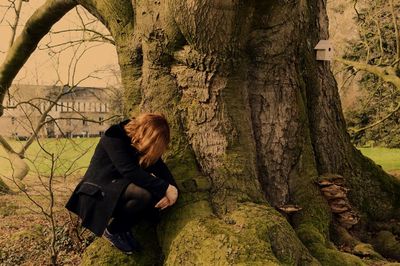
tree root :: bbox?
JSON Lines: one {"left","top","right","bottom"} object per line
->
{"left": 332, "top": 224, "right": 383, "bottom": 260}
{"left": 80, "top": 202, "right": 400, "bottom": 265}
{"left": 164, "top": 203, "right": 318, "bottom": 265}
{"left": 373, "top": 231, "right": 400, "bottom": 261}
{"left": 80, "top": 222, "right": 161, "bottom": 266}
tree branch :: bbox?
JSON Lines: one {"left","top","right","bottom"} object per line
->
{"left": 389, "top": 0, "right": 400, "bottom": 61}
{"left": 349, "top": 102, "right": 400, "bottom": 134}
{"left": 0, "top": 0, "right": 77, "bottom": 116}
{"left": 49, "top": 28, "right": 115, "bottom": 45}
{"left": 336, "top": 58, "right": 400, "bottom": 89}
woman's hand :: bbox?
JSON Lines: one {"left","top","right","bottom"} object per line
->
{"left": 165, "top": 184, "right": 178, "bottom": 205}
{"left": 155, "top": 196, "right": 170, "bottom": 210}
{"left": 154, "top": 185, "right": 178, "bottom": 210}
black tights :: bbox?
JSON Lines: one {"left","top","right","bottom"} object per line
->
{"left": 107, "top": 183, "right": 152, "bottom": 234}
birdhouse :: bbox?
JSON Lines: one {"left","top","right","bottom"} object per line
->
{"left": 314, "top": 40, "right": 333, "bottom": 61}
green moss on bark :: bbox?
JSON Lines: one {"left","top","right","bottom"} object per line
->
{"left": 165, "top": 203, "right": 318, "bottom": 265}
{"left": 80, "top": 223, "right": 161, "bottom": 266}
{"left": 347, "top": 149, "right": 400, "bottom": 221}
{"left": 297, "top": 224, "right": 365, "bottom": 266}
{"left": 373, "top": 231, "right": 400, "bottom": 261}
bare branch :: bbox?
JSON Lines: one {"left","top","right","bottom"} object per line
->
{"left": 336, "top": 58, "right": 400, "bottom": 89}
{"left": 349, "top": 102, "right": 400, "bottom": 134}
{"left": 389, "top": 0, "right": 400, "bottom": 61}
{"left": 0, "top": 0, "right": 77, "bottom": 116}
{"left": 49, "top": 28, "right": 115, "bottom": 45}
{"left": 8, "top": 0, "right": 23, "bottom": 48}
{"left": 0, "top": 135, "right": 16, "bottom": 153}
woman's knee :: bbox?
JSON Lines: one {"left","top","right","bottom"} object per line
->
{"left": 124, "top": 183, "right": 152, "bottom": 204}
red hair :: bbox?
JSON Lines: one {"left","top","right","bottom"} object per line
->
{"left": 124, "top": 113, "right": 170, "bottom": 168}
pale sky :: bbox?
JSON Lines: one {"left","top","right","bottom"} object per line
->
{"left": 0, "top": 0, "right": 120, "bottom": 88}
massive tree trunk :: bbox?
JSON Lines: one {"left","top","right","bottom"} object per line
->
{"left": 2, "top": 0, "right": 400, "bottom": 264}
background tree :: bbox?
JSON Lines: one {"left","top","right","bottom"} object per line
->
{"left": 0, "top": 2, "right": 122, "bottom": 264}
{"left": 0, "top": 0, "right": 28, "bottom": 193}
{"left": 335, "top": 0, "right": 400, "bottom": 147}
{"left": 1, "top": 0, "right": 400, "bottom": 265}
{"left": 0, "top": 1, "right": 119, "bottom": 191}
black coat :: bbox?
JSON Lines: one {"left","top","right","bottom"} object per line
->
{"left": 65, "top": 120, "right": 177, "bottom": 236}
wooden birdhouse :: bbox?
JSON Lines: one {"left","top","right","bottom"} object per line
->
{"left": 314, "top": 40, "right": 333, "bottom": 61}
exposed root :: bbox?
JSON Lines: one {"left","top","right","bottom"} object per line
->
{"left": 373, "top": 231, "right": 400, "bottom": 261}
{"left": 297, "top": 224, "right": 368, "bottom": 266}
{"left": 165, "top": 203, "right": 317, "bottom": 265}
{"left": 333, "top": 224, "right": 383, "bottom": 260}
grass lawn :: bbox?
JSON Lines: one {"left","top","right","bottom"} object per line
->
{"left": 0, "top": 138, "right": 98, "bottom": 180}
{"left": 1, "top": 139, "right": 399, "bottom": 177}
{"left": 0, "top": 138, "right": 99, "bottom": 265}
{"left": 358, "top": 147, "right": 400, "bottom": 172}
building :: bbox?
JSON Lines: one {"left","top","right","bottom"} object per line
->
{"left": 0, "top": 84, "right": 116, "bottom": 139}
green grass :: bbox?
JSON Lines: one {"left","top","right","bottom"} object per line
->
{"left": 1, "top": 139, "right": 399, "bottom": 179}
{"left": 358, "top": 147, "right": 400, "bottom": 171}
{"left": 0, "top": 138, "right": 98, "bottom": 178}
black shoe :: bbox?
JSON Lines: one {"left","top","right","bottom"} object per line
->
{"left": 103, "top": 228, "right": 135, "bottom": 254}
{"left": 124, "top": 231, "right": 142, "bottom": 252}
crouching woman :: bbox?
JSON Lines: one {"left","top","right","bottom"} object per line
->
{"left": 66, "top": 113, "right": 179, "bottom": 253}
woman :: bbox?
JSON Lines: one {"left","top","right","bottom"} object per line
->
{"left": 66, "top": 113, "right": 179, "bottom": 253}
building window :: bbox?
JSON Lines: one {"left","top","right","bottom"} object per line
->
{"left": 99, "top": 116, "right": 103, "bottom": 125}
{"left": 99, "top": 131, "right": 104, "bottom": 136}
{"left": 67, "top": 119, "right": 72, "bottom": 126}
{"left": 11, "top": 117, "right": 15, "bottom": 125}
{"left": 83, "top": 119, "right": 88, "bottom": 126}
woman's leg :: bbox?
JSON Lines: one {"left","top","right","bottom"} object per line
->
{"left": 107, "top": 183, "right": 152, "bottom": 233}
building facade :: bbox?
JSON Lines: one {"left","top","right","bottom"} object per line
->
{"left": 0, "top": 84, "right": 115, "bottom": 139}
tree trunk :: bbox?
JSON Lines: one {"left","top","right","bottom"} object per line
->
{"left": 2, "top": 0, "right": 400, "bottom": 264}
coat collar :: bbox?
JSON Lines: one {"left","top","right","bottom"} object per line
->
{"left": 104, "top": 119, "right": 131, "bottom": 142}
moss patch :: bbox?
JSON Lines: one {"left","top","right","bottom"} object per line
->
{"left": 353, "top": 243, "right": 383, "bottom": 259}
{"left": 348, "top": 148, "right": 400, "bottom": 221}
{"left": 297, "top": 224, "right": 367, "bottom": 266}
{"left": 373, "top": 231, "right": 400, "bottom": 261}
{"left": 81, "top": 222, "right": 161, "bottom": 266}
{"left": 81, "top": 239, "right": 142, "bottom": 266}
{"left": 165, "top": 203, "right": 318, "bottom": 265}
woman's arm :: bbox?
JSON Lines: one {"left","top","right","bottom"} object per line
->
{"left": 151, "top": 158, "right": 179, "bottom": 189}
{"left": 100, "top": 134, "right": 169, "bottom": 199}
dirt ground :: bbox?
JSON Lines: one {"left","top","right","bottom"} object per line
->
{"left": 1, "top": 169, "right": 399, "bottom": 265}
{"left": 0, "top": 174, "right": 93, "bottom": 266}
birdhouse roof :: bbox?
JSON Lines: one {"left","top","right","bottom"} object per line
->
{"left": 314, "top": 40, "right": 332, "bottom": 50}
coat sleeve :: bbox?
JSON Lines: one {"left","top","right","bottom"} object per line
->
{"left": 151, "top": 158, "right": 179, "bottom": 189}
{"left": 100, "top": 134, "right": 169, "bottom": 199}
